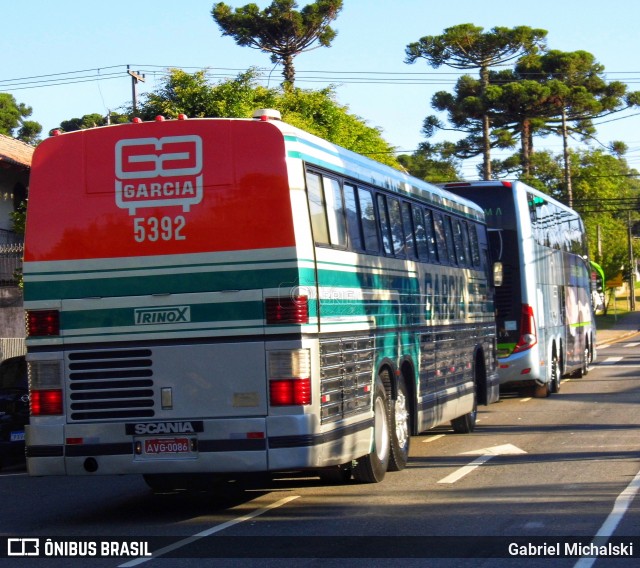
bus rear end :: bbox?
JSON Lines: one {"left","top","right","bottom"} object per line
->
{"left": 23, "top": 116, "right": 322, "bottom": 480}
{"left": 442, "top": 182, "right": 545, "bottom": 388}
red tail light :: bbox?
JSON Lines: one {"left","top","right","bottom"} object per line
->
{"left": 265, "top": 296, "right": 309, "bottom": 324}
{"left": 513, "top": 303, "right": 537, "bottom": 353}
{"left": 31, "top": 389, "right": 63, "bottom": 415}
{"left": 27, "top": 310, "right": 60, "bottom": 337}
{"left": 269, "top": 378, "right": 311, "bottom": 406}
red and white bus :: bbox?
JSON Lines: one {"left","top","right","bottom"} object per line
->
{"left": 24, "top": 111, "right": 499, "bottom": 489}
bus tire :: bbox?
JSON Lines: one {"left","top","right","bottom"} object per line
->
{"left": 451, "top": 384, "right": 477, "bottom": 433}
{"left": 353, "top": 376, "right": 390, "bottom": 483}
{"left": 533, "top": 381, "right": 550, "bottom": 398}
{"left": 388, "top": 374, "right": 410, "bottom": 472}
{"left": 572, "top": 345, "right": 589, "bottom": 378}
{"left": 550, "top": 352, "right": 561, "bottom": 394}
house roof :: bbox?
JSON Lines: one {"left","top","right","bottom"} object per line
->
{"left": 0, "top": 134, "right": 34, "bottom": 169}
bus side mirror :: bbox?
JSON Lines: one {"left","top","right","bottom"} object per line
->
{"left": 493, "top": 262, "right": 503, "bottom": 287}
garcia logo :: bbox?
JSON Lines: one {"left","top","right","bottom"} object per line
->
{"left": 115, "top": 135, "right": 203, "bottom": 215}
{"left": 134, "top": 306, "right": 191, "bottom": 325}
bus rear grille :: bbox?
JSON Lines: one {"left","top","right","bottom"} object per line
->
{"left": 67, "top": 348, "right": 155, "bottom": 421}
{"left": 320, "top": 336, "right": 374, "bottom": 424}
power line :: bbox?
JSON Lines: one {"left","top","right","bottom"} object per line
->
{"left": 6, "top": 64, "right": 640, "bottom": 92}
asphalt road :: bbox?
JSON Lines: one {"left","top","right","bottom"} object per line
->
{"left": 1, "top": 333, "right": 639, "bottom": 567}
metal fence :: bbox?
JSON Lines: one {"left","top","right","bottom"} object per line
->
{"left": 0, "top": 230, "right": 23, "bottom": 287}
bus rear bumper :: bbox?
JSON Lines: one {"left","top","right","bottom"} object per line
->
{"left": 496, "top": 350, "right": 543, "bottom": 386}
{"left": 25, "top": 414, "right": 373, "bottom": 477}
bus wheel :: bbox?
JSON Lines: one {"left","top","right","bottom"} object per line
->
{"left": 353, "top": 376, "right": 390, "bottom": 483}
{"left": 550, "top": 353, "right": 561, "bottom": 394}
{"left": 533, "top": 381, "right": 550, "bottom": 398}
{"left": 572, "top": 346, "right": 589, "bottom": 378}
{"left": 388, "top": 374, "right": 410, "bottom": 472}
{"left": 582, "top": 342, "right": 591, "bottom": 375}
{"left": 451, "top": 385, "right": 477, "bottom": 433}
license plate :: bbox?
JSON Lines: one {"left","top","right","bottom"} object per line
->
{"left": 144, "top": 437, "right": 191, "bottom": 455}
{"left": 10, "top": 431, "right": 25, "bottom": 443}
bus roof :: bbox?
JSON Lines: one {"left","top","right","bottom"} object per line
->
{"left": 267, "top": 118, "right": 486, "bottom": 223}
{"left": 440, "top": 180, "right": 579, "bottom": 217}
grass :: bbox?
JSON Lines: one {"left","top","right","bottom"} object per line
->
{"left": 595, "top": 282, "right": 639, "bottom": 330}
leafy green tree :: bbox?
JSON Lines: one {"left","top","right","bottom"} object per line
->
{"left": 10, "top": 201, "right": 26, "bottom": 235}
{"left": 397, "top": 142, "right": 462, "bottom": 183}
{"left": 211, "top": 0, "right": 343, "bottom": 88}
{"left": 424, "top": 73, "right": 519, "bottom": 178}
{"left": 530, "top": 147, "right": 640, "bottom": 280}
{"left": 484, "top": 71, "right": 563, "bottom": 178}
{"left": 138, "top": 68, "right": 276, "bottom": 119}
{"left": 514, "top": 50, "right": 639, "bottom": 205}
{"left": 0, "top": 93, "right": 42, "bottom": 144}
{"left": 136, "top": 68, "right": 400, "bottom": 168}
{"left": 405, "top": 24, "right": 547, "bottom": 179}
{"left": 56, "top": 112, "right": 128, "bottom": 133}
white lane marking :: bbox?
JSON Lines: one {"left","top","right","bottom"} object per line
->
{"left": 602, "top": 357, "right": 623, "bottom": 364}
{"left": 119, "top": 495, "right": 300, "bottom": 567}
{"left": 437, "top": 444, "right": 527, "bottom": 484}
{"left": 438, "top": 455, "right": 493, "bottom": 484}
{"left": 624, "top": 342, "right": 639, "bottom": 348}
{"left": 520, "top": 397, "right": 532, "bottom": 403}
{"left": 423, "top": 434, "right": 446, "bottom": 443}
{"left": 573, "top": 466, "right": 640, "bottom": 568}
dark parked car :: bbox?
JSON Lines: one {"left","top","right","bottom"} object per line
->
{"left": 0, "top": 356, "right": 28, "bottom": 469}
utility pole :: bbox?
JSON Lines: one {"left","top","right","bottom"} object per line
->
{"left": 628, "top": 211, "right": 636, "bottom": 311}
{"left": 127, "top": 65, "right": 146, "bottom": 116}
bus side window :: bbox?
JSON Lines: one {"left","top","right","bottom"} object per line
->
{"left": 323, "top": 176, "right": 347, "bottom": 248}
{"left": 306, "top": 171, "right": 330, "bottom": 244}
{"left": 387, "top": 197, "right": 405, "bottom": 256}
{"left": 343, "top": 183, "right": 364, "bottom": 251}
{"left": 358, "top": 188, "right": 380, "bottom": 253}
{"left": 423, "top": 208, "right": 438, "bottom": 262}
{"left": 441, "top": 214, "right": 458, "bottom": 265}
{"left": 412, "top": 205, "right": 430, "bottom": 261}
{"left": 432, "top": 212, "right": 448, "bottom": 264}
{"left": 377, "top": 194, "right": 394, "bottom": 255}
{"left": 468, "top": 223, "right": 481, "bottom": 267}
{"left": 452, "top": 218, "right": 467, "bottom": 266}
{"left": 459, "top": 220, "right": 473, "bottom": 266}
{"left": 402, "top": 202, "right": 417, "bottom": 260}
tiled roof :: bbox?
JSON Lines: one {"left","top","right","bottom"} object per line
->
{"left": 0, "top": 134, "right": 34, "bottom": 168}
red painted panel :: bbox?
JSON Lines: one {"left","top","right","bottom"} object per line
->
{"left": 25, "top": 119, "right": 295, "bottom": 261}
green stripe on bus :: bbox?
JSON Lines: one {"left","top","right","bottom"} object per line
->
{"left": 24, "top": 267, "right": 306, "bottom": 301}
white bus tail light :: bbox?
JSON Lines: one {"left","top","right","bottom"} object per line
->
{"left": 26, "top": 309, "right": 60, "bottom": 337}
{"left": 268, "top": 350, "right": 311, "bottom": 406}
{"left": 513, "top": 304, "right": 537, "bottom": 353}
{"left": 29, "top": 360, "right": 63, "bottom": 416}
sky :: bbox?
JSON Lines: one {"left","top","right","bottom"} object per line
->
{"left": 3, "top": 0, "right": 640, "bottom": 179}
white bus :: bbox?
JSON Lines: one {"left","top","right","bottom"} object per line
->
{"left": 443, "top": 180, "right": 596, "bottom": 397}
{"left": 24, "top": 111, "right": 499, "bottom": 489}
